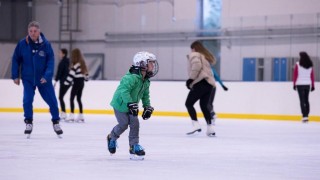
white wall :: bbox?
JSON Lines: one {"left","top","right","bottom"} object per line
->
{"left": 31, "top": 0, "right": 196, "bottom": 80}
{"left": 0, "top": 80, "right": 319, "bottom": 120}
{"left": 1, "top": 0, "right": 320, "bottom": 81}
{"left": 222, "top": 0, "right": 320, "bottom": 18}
{"left": 0, "top": 43, "right": 16, "bottom": 78}
{"left": 221, "top": 0, "right": 320, "bottom": 81}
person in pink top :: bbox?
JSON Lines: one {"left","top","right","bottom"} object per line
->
{"left": 293, "top": 52, "right": 315, "bottom": 123}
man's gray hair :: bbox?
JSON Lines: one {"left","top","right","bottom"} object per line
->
{"left": 28, "top": 21, "right": 40, "bottom": 29}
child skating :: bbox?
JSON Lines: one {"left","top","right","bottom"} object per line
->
{"left": 107, "top": 51, "right": 159, "bottom": 160}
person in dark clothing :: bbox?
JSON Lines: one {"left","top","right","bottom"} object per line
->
{"left": 54, "top": 48, "right": 70, "bottom": 120}
{"left": 11, "top": 21, "right": 63, "bottom": 137}
{"left": 64, "top": 48, "right": 89, "bottom": 123}
{"left": 185, "top": 40, "right": 216, "bottom": 137}
{"left": 208, "top": 66, "right": 228, "bottom": 125}
{"left": 293, "top": 51, "right": 315, "bottom": 123}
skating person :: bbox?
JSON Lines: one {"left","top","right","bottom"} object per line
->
{"left": 64, "top": 48, "right": 89, "bottom": 123}
{"left": 293, "top": 51, "right": 315, "bottom": 123}
{"left": 107, "top": 51, "right": 159, "bottom": 160}
{"left": 54, "top": 48, "right": 70, "bottom": 121}
{"left": 11, "top": 21, "right": 63, "bottom": 138}
{"left": 208, "top": 66, "right": 228, "bottom": 125}
{"left": 185, "top": 40, "right": 216, "bottom": 136}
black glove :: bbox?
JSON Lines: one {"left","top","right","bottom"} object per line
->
{"left": 186, "top": 79, "right": 194, "bottom": 89}
{"left": 127, "top": 102, "right": 139, "bottom": 116}
{"left": 293, "top": 85, "right": 296, "bottom": 91}
{"left": 222, "top": 85, "right": 228, "bottom": 91}
{"left": 311, "top": 87, "right": 315, "bottom": 92}
{"left": 142, "top": 106, "right": 154, "bottom": 120}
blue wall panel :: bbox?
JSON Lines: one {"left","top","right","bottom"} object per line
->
{"left": 243, "top": 58, "right": 256, "bottom": 81}
{"left": 273, "top": 58, "right": 287, "bottom": 81}
{"left": 280, "top": 58, "right": 287, "bottom": 81}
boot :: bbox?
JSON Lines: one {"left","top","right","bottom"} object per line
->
{"left": 206, "top": 124, "right": 215, "bottom": 137}
{"left": 75, "top": 113, "right": 85, "bottom": 123}
{"left": 24, "top": 123, "right": 33, "bottom": 134}
{"left": 186, "top": 120, "right": 201, "bottom": 135}
{"left": 129, "top": 144, "right": 145, "bottom": 160}
{"left": 60, "top": 111, "right": 67, "bottom": 121}
{"left": 107, "top": 134, "right": 117, "bottom": 154}
{"left": 65, "top": 113, "right": 74, "bottom": 123}
{"left": 53, "top": 123, "right": 63, "bottom": 135}
{"left": 302, "top": 117, "right": 308, "bottom": 123}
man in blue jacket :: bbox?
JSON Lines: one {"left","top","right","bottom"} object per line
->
{"left": 11, "top": 21, "right": 63, "bottom": 138}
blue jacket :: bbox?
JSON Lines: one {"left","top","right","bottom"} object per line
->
{"left": 11, "top": 33, "right": 55, "bottom": 85}
{"left": 211, "top": 66, "right": 225, "bottom": 87}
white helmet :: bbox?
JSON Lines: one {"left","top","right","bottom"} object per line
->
{"left": 133, "top": 51, "right": 156, "bottom": 67}
{"left": 132, "top": 51, "right": 159, "bottom": 77}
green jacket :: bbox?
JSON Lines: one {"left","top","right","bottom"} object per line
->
{"left": 110, "top": 70, "right": 151, "bottom": 112}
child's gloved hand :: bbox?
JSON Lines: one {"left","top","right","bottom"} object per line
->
{"left": 127, "top": 103, "right": 139, "bottom": 116}
{"left": 142, "top": 106, "right": 154, "bottom": 120}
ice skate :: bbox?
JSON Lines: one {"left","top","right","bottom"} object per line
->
{"left": 53, "top": 123, "right": 63, "bottom": 138}
{"left": 75, "top": 113, "right": 85, "bottom": 123}
{"left": 206, "top": 124, "right": 216, "bottom": 137}
{"left": 302, "top": 117, "right": 309, "bottom": 123}
{"left": 65, "top": 113, "right": 75, "bottom": 123}
{"left": 60, "top": 112, "right": 67, "bottom": 121}
{"left": 107, "top": 134, "right": 117, "bottom": 155}
{"left": 24, "top": 123, "right": 33, "bottom": 139}
{"left": 129, "top": 144, "right": 145, "bottom": 160}
{"left": 211, "top": 113, "right": 217, "bottom": 126}
{"left": 186, "top": 120, "right": 201, "bottom": 135}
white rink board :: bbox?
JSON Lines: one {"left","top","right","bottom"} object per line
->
{"left": 0, "top": 80, "right": 319, "bottom": 117}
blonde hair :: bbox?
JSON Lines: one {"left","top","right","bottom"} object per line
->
{"left": 71, "top": 48, "right": 88, "bottom": 74}
{"left": 190, "top": 41, "right": 216, "bottom": 65}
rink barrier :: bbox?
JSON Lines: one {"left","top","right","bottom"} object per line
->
{"left": 1, "top": 107, "right": 319, "bottom": 122}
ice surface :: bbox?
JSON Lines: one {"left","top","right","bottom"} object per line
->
{"left": 1, "top": 113, "right": 320, "bottom": 180}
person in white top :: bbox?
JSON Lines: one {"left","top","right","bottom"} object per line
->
{"left": 293, "top": 52, "right": 315, "bottom": 123}
{"left": 64, "top": 48, "right": 89, "bottom": 123}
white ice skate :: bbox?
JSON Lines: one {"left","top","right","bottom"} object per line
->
{"left": 302, "top": 117, "right": 309, "bottom": 123}
{"left": 206, "top": 124, "right": 216, "bottom": 137}
{"left": 211, "top": 114, "right": 217, "bottom": 126}
{"left": 186, "top": 120, "right": 201, "bottom": 135}
{"left": 65, "top": 113, "right": 75, "bottom": 123}
{"left": 60, "top": 112, "right": 67, "bottom": 121}
{"left": 75, "top": 113, "right": 85, "bottom": 123}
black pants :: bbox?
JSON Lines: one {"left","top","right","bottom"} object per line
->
{"left": 59, "top": 83, "right": 70, "bottom": 112}
{"left": 297, "top": 85, "right": 310, "bottom": 118}
{"left": 70, "top": 78, "right": 85, "bottom": 113}
{"left": 208, "top": 87, "right": 217, "bottom": 116}
{"left": 185, "top": 79, "right": 213, "bottom": 124}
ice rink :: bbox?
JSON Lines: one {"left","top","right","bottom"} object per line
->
{"left": 1, "top": 113, "right": 320, "bottom": 180}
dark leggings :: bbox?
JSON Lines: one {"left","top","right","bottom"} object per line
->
{"left": 185, "top": 79, "right": 213, "bottom": 124}
{"left": 297, "top": 85, "right": 310, "bottom": 118}
{"left": 59, "top": 83, "right": 70, "bottom": 112}
{"left": 208, "top": 87, "right": 216, "bottom": 116}
{"left": 70, "top": 78, "right": 85, "bottom": 113}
